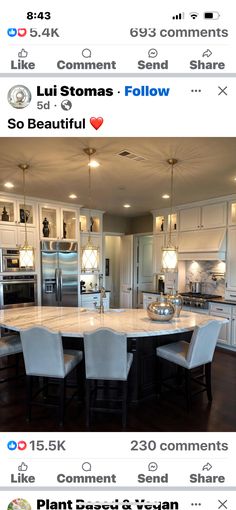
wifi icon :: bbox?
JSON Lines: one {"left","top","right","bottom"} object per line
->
{"left": 190, "top": 12, "right": 199, "bottom": 19}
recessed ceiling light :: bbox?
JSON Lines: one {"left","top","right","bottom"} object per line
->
{"left": 89, "top": 160, "right": 100, "bottom": 168}
{"left": 4, "top": 182, "right": 14, "bottom": 189}
{"left": 123, "top": 204, "right": 131, "bottom": 208}
{"left": 234, "top": 177, "right": 236, "bottom": 181}
{"left": 162, "top": 194, "right": 170, "bottom": 199}
{"left": 69, "top": 194, "right": 77, "bottom": 199}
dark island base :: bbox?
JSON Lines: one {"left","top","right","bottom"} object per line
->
{"left": 63, "top": 331, "right": 193, "bottom": 404}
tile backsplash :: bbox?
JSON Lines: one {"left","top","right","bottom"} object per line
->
{"left": 186, "top": 261, "right": 226, "bottom": 296}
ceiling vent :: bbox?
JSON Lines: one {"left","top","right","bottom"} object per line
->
{"left": 116, "top": 150, "right": 147, "bottom": 162}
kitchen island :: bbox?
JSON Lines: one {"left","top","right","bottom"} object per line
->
{"left": 0, "top": 307, "right": 226, "bottom": 403}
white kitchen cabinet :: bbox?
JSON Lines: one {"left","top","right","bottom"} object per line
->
{"left": 179, "top": 202, "right": 227, "bottom": 231}
{"left": 201, "top": 202, "right": 227, "bottom": 228}
{"left": 39, "top": 204, "right": 78, "bottom": 241}
{"left": 143, "top": 292, "right": 159, "bottom": 309}
{"left": 81, "top": 292, "right": 110, "bottom": 310}
{"left": 228, "top": 201, "right": 236, "bottom": 225}
{"left": 0, "top": 225, "right": 18, "bottom": 246}
{"left": 209, "top": 302, "right": 231, "bottom": 346}
{"left": 17, "top": 227, "right": 37, "bottom": 249}
{"left": 179, "top": 207, "right": 201, "bottom": 231}
{"left": 231, "top": 307, "right": 236, "bottom": 346}
{"left": 0, "top": 224, "right": 37, "bottom": 248}
{"left": 226, "top": 227, "right": 236, "bottom": 293}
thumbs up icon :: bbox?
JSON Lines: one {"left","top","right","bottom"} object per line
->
{"left": 18, "top": 462, "right": 28, "bottom": 471}
{"left": 18, "top": 49, "right": 28, "bottom": 58}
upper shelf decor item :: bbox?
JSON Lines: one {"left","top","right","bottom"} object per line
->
{"left": 42, "top": 217, "right": 50, "bottom": 237}
{"left": 1, "top": 206, "right": 9, "bottom": 222}
{"left": 18, "top": 163, "right": 34, "bottom": 269}
{"left": 81, "top": 148, "right": 100, "bottom": 273}
{"left": 162, "top": 158, "right": 178, "bottom": 272}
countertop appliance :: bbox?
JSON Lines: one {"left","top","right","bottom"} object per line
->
{"left": 41, "top": 241, "right": 78, "bottom": 307}
{"left": 181, "top": 292, "right": 222, "bottom": 310}
{"left": 0, "top": 248, "right": 35, "bottom": 272}
{"left": 0, "top": 274, "right": 37, "bottom": 309}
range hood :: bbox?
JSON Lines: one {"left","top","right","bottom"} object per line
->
{"left": 178, "top": 228, "right": 226, "bottom": 261}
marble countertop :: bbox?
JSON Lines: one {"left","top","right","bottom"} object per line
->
{"left": 81, "top": 290, "right": 111, "bottom": 294}
{"left": 0, "top": 306, "right": 227, "bottom": 338}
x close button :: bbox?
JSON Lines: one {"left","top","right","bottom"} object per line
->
{"left": 218, "top": 86, "right": 228, "bottom": 95}
{"left": 218, "top": 500, "right": 228, "bottom": 509}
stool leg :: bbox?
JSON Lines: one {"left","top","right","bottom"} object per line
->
{"left": 157, "top": 357, "right": 162, "bottom": 397}
{"left": 59, "top": 379, "right": 66, "bottom": 426}
{"left": 184, "top": 369, "right": 192, "bottom": 411}
{"left": 27, "top": 375, "right": 32, "bottom": 422}
{"left": 205, "top": 363, "right": 212, "bottom": 401}
{"left": 86, "top": 380, "right": 91, "bottom": 428}
{"left": 122, "top": 381, "right": 127, "bottom": 429}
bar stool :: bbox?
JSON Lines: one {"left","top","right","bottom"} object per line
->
{"left": 156, "top": 319, "right": 222, "bottom": 409}
{"left": 20, "top": 326, "right": 83, "bottom": 425}
{"left": 83, "top": 327, "right": 133, "bottom": 428}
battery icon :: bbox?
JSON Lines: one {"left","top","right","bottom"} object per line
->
{"left": 204, "top": 12, "right": 220, "bottom": 19}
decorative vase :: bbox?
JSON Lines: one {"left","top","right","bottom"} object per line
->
{"left": 42, "top": 217, "right": 50, "bottom": 237}
{"left": 167, "top": 290, "right": 183, "bottom": 317}
{"left": 1, "top": 206, "right": 9, "bottom": 221}
{"left": 147, "top": 294, "right": 175, "bottom": 321}
{"left": 63, "top": 221, "right": 67, "bottom": 239}
{"left": 90, "top": 216, "right": 94, "bottom": 232}
{"left": 20, "top": 208, "right": 30, "bottom": 223}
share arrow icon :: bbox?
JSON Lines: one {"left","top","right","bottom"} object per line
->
{"left": 202, "top": 462, "right": 213, "bottom": 471}
{"left": 202, "top": 49, "right": 212, "bottom": 58}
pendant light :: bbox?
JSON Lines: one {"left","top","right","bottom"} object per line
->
{"left": 161, "top": 158, "right": 178, "bottom": 272}
{"left": 81, "top": 148, "right": 100, "bottom": 273}
{"left": 18, "top": 163, "right": 34, "bottom": 269}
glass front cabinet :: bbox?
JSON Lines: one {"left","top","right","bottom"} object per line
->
{"left": 39, "top": 204, "right": 78, "bottom": 241}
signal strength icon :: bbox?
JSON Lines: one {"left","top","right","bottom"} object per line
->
{"left": 172, "top": 12, "right": 185, "bottom": 20}
{"left": 190, "top": 12, "right": 199, "bottom": 19}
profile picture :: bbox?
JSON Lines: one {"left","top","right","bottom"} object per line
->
{"left": 7, "top": 84, "right": 32, "bottom": 108}
{"left": 7, "top": 498, "right": 31, "bottom": 510}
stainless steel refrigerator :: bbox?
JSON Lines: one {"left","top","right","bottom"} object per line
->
{"left": 41, "top": 241, "right": 78, "bottom": 307}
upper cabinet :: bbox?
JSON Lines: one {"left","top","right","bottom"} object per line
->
{"left": 154, "top": 212, "right": 178, "bottom": 234}
{"left": 228, "top": 201, "right": 236, "bottom": 226}
{"left": 179, "top": 202, "right": 227, "bottom": 231}
{"left": 0, "top": 196, "right": 36, "bottom": 226}
{"left": 39, "top": 204, "right": 78, "bottom": 241}
{"left": 79, "top": 208, "right": 103, "bottom": 234}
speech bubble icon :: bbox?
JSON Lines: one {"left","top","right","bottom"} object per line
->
{"left": 148, "top": 462, "right": 158, "bottom": 471}
{"left": 82, "top": 462, "right": 92, "bottom": 471}
{"left": 82, "top": 48, "right": 92, "bottom": 58}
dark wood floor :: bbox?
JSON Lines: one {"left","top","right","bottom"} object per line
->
{"left": 0, "top": 347, "right": 236, "bottom": 432}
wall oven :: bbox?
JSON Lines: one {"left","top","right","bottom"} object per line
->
{"left": 0, "top": 248, "right": 35, "bottom": 272}
{"left": 0, "top": 275, "right": 37, "bottom": 309}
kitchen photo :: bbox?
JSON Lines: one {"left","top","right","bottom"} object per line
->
{"left": 0, "top": 137, "right": 235, "bottom": 432}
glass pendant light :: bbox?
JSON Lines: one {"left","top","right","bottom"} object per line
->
{"left": 19, "top": 164, "right": 34, "bottom": 269}
{"left": 81, "top": 148, "right": 100, "bottom": 273}
{"left": 161, "top": 158, "right": 178, "bottom": 272}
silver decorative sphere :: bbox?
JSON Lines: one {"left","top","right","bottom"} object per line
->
{"left": 167, "top": 292, "right": 183, "bottom": 317}
{"left": 147, "top": 299, "right": 175, "bottom": 321}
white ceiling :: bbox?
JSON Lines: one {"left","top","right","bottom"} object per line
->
{"left": 0, "top": 137, "right": 236, "bottom": 216}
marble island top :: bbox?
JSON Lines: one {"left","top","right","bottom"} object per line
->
{"left": 0, "top": 306, "right": 227, "bottom": 338}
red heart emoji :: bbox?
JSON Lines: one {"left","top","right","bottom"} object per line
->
{"left": 90, "top": 117, "right": 103, "bottom": 130}
{"left": 18, "top": 28, "right": 27, "bottom": 37}
{"left": 18, "top": 440, "right": 27, "bottom": 450}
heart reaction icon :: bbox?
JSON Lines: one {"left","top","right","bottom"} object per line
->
{"left": 90, "top": 117, "right": 103, "bottom": 130}
{"left": 18, "top": 441, "right": 27, "bottom": 450}
{"left": 18, "top": 28, "right": 27, "bottom": 37}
